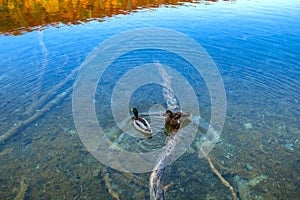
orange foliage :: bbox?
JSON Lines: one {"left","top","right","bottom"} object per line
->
{"left": 0, "top": 0, "right": 234, "bottom": 35}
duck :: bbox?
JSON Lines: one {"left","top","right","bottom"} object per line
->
{"left": 131, "top": 108, "right": 153, "bottom": 138}
{"left": 164, "top": 110, "right": 192, "bottom": 133}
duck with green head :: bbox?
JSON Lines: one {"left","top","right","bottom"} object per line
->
{"left": 131, "top": 108, "right": 153, "bottom": 138}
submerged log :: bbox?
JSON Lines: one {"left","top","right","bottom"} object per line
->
{"left": 0, "top": 64, "right": 80, "bottom": 144}
{"left": 149, "top": 133, "right": 178, "bottom": 200}
{"left": 149, "top": 119, "right": 238, "bottom": 200}
{"left": 0, "top": 85, "right": 73, "bottom": 144}
{"left": 201, "top": 148, "right": 238, "bottom": 200}
{"left": 149, "top": 108, "right": 192, "bottom": 200}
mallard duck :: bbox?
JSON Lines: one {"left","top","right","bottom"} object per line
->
{"left": 131, "top": 108, "right": 152, "bottom": 137}
{"left": 164, "top": 110, "right": 192, "bottom": 132}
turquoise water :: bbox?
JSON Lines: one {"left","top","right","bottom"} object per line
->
{"left": 0, "top": 0, "right": 299, "bottom": 199}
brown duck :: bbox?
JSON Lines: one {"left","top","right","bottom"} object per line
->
{"left": 164, "top": 110, "right": 192, "bottom": 133}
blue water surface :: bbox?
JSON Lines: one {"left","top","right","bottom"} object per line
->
{"left": 0, "top": 0, "right": 299, "bottom": 199}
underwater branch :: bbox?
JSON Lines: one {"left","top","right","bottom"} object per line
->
{"left": 201, "top": 148, "right": 238, "bottom": 200}
{"left": 149, "top": 132, "right": 179, "bottom": 200}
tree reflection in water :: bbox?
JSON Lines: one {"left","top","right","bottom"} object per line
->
{"left": 0, "top": 0, "right": 235, "bottom": 35}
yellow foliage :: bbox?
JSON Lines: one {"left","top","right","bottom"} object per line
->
{"left": 0, "top": 0, "right": 227, "bottom": 35}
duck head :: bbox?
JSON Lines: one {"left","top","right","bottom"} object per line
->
{"left": 165, "top": 110, "right": 173, "bottom": 117}
{"left": 131, "top": 107, "right": 139, "bottom": 118}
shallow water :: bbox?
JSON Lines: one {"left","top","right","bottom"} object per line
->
{"left": 0, "top": 0, "right": 299, "bottom": 199}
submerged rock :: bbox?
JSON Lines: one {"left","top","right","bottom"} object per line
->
{"left": 234, "top": 174, "right": 267, "bottom": 199}
{"left": 247, "top": 174, "right": 268, "bottom": 187}
{"left": 284, "top": 143, "right": 294, "bottom": 151}
{"left": 69, "top": 129, "right": 77, "bottom": 135}
{"left": 246, "top": 163, "right": 253, "bottom": 170}
{"left": 244, "top": 122, "right": 253, "bottom": 130}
